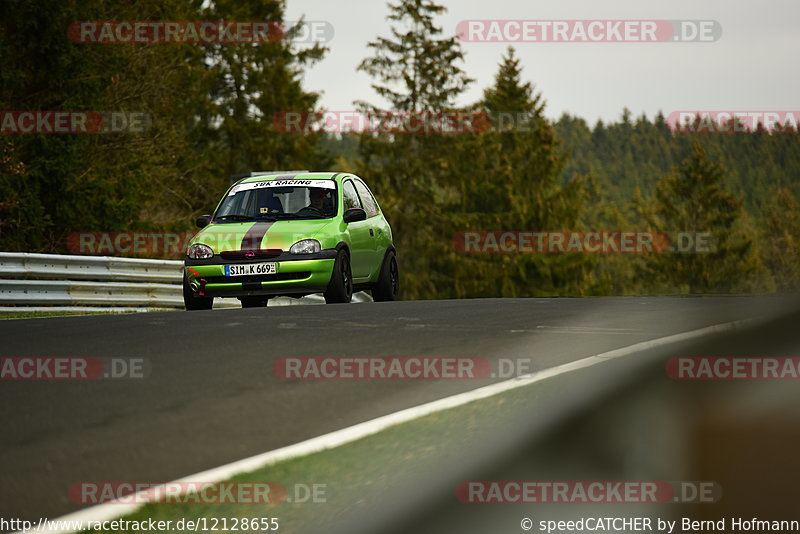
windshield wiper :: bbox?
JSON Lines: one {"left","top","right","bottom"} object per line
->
{"left": 214, "top": 214, "right": 256, "bottom": 221}
{"left": 272, "top": 213, "right": 327, "bottom": 220}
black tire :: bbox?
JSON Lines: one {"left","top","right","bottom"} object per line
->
{"left": 372, "top": 250, "right": 399, "bottom": 302}
{"left": 183, "top": 274, "right": 213, "bottom": 311}
{"left": 324, "top": 249, "right": 353, "bottom": 303}
{"left": 239, "top": 296, "right": 271, "bottom": 308}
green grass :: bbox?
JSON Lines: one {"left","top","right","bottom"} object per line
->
{"left": 79, "top": 377, "right": 560, "bottom": 534}
{"left": 0, "top": 310, "right": 142, "bottom": 319}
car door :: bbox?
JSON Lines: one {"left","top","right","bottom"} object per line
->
{"left": 342, "top": 179, "right": 374, "bottom": 281}
{"left": 353, "top": 178, "right": 386, "bottom": 275}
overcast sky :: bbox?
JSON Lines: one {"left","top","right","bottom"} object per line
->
{"left": 284, "top": 0, "right": 799, "bottom": 124}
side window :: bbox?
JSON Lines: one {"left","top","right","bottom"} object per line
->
{"left": 216, "top": 189, "right": 250, "bottom": 218}
{"left": 354, "top": 180, "right": 379, "bottom": 217}
{"left": 342, "top": 180, "right": 362, "bottom": 211}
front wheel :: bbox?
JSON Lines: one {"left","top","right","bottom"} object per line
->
{"left": 324, "top": 250, "right": 353, "bottom": 303}
{"left": 372, "top": 251, "right": 399, "bottom": 302}
{"left": 183, "top": 274, "right": 213, "bottom": 311}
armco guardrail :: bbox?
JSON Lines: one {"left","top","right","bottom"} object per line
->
{"left": 0, "top": 252, "right": 193, "bottom": 311}
{"left": 0, "top": 252, "right": 181, "bottom": 283}
{"left": 0, "top": 279, "right": 183, "bottom": 307}
{"left": 0, "top": 252, "right": 371, "bottom": 312}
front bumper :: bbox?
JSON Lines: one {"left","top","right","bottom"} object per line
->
{"left": 185, "top": 251, "right": 336, "bottom": 298}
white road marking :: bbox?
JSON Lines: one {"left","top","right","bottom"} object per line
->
{"left": 29, "top": 319, "right": 748, "bottom": 534}
{"left": 509, "top": 325, "right": 643, "bottom": 334}
{"left": 535, "top": 325, "right": 642, "bottom": 332}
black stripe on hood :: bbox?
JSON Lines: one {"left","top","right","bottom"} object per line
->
{"left": 241, "top": 221, "right": 275, "bottom": 250}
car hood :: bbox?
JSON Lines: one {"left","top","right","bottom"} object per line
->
{"left": 190, "top": 219, "right": 338, "bottom": 253}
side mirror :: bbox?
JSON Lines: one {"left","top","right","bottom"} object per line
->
{"left": 196, "top": 214, "right": 212, "bottom": 228}
{"left": 343, "top": 208, "right": 367, "bottom": 224}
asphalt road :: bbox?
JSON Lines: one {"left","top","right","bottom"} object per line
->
{"left": 0, "top": 297, "right": 788, "bottom": 520}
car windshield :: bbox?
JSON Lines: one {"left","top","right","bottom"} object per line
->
{"left": 214, "top": 179, "right": 338, "bottom": 222}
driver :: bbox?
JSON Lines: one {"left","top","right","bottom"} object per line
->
{"left": 299, "top": 187, "right": 330, "bottom": 216}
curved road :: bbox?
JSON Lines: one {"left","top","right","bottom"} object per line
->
{"left": 0, "top": 297, "right": 784, "bottom": 520}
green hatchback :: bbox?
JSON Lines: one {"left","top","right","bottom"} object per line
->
{"left": 183, "top": 172, "right": 398, "bottom": 310}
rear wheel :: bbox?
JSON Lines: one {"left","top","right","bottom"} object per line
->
{"left": 324, "top": 250, "right": 353, "bottom": 303}
{"left": 239, "top": 296, "right": 271, "bottom": 308}
{"left": 183, "top": 274, "right": 213, "bottom": 311}
{"left": 372, "top": 250, "right": 399, "bottom": 302}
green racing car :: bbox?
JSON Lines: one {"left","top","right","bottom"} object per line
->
{"left": 183, "top": 171, "right": 399, "bottom": 310}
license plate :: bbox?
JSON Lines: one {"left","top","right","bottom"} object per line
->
{"left": 224, "top": 263, "right": 277, "bottom": 276}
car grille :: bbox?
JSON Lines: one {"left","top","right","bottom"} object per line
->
{"left": 219, "top": 249, "right": 283, "bottom": 260}
{"left": 204, "top": 272, "right": 311, "bottom": 284}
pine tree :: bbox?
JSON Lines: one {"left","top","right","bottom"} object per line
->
{"left": 761, "top": 187, "right": 800, "bottom": 290}
{"left": 0, "top": 0, "right": 200, "bottom": 251}
{"left": 482, "top": 47, "right": 542, "bottom": 116}
{"left": 357, "top": 0, "right": 472, "bottom": 112}
{"left": 191, "top": 0, "right": 330, "bottom": 210}
{"left": 450, "top": 47, "right": 593, "bottom": 297}
{"left": 0, "top": 0, "right": 330, "bottom": 253}
{"left": 639, "top": 142, "right": 760, "bottom": 293}
{"left": 355, "top": 0, "right": 473, "bottom": 299}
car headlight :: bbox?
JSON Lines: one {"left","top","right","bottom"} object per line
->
{"left": 290, "top": 239, "right": 321, "bottom": 254}
{"left": 187, "top": 243, "right": 214, "bottom": 259}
